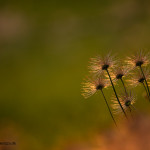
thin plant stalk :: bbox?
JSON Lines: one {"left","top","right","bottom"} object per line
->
{"left": 139, "top": 65, "right": 150, "bottom": 98}
{"left": 101, "top": 89, "right": 118, "bottom": 128}
{"left": 120, "top": 78, "right": 135, "bottom": 119}
{"left": 120, "top": 78, "right": 128, "bottom": 95}
{"left": 142, "top": 82, "right": 150, "bottom": 101}
{"left": 106, "top": 69, "right": 128, "bottom": 119}
{"left": 129, "top": 106, "right": 134, "bottom": 119}
{"left": 131, "top": 105, "right": 136, "bottom": 111}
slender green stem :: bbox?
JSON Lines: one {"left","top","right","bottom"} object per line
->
{"left": 131, "top": 105, "right": 136, "bottom": 111}
{"left": 129, "top": 106, "right": 134, "bottom": 119}
{"left": 120, "top": 78, "right": 128, "bottom": 95}
{"left": 106, "top": 69, "right": 128, "bottom": 119}
{"left": 101, "top": 89, "right": 118, "bottom": 128}
{"left": 139, "top": 65, "right": 150, "bottom": 98}
{"left": 142, "top": 82, "right": 150, "bottom": 101}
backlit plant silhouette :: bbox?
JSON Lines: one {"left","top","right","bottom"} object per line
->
{"left": 82, "top": 50, "right": 150, "bottom": 127}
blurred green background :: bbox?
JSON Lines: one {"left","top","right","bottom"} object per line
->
{"left": 0, "top": 0, "right": 150, "bottom": 149}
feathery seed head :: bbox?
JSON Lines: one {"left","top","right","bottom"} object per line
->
{"left": 89, "top": 53, "right": 117, "bottom": 75}
{"left": 112, "top": 91, "right": 136, "bottom": 114}
{"left": 125, "top": 100, "right": 131, "bottom": 107}
{"left": 112, "top": 64, "right": 130, "bottom": 80}
{"left": 138, "top": 77, "right": 145, "bottom": 83}
{"left": 126, "top": 50, "right": 149, "bottom": 68}
{"left": 81, "top": 74, "right": 110, "bottom": 99}
{"left": 128, "top": 68, "right": 150, "bottom": 87}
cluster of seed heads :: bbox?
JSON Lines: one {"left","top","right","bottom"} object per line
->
{"left": 81, "top": 51, "right": 150, "bottom": 128}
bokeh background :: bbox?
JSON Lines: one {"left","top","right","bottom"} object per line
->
{"left": 0, "top": 0, "right": 150, "bottom": 149}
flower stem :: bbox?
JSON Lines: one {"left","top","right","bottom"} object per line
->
{"left": 139, "top": 65, "right": 150, "bottom": 99}
{"left": 131, "top": 105, "right": 136, "bottom": 111}
{"left": 120, "top": 78, "right": 128, "bottom": 95}
{"left": 129, "top": 106, "right": 134, "bottom": 119}
{"left": 142, "top": 82, "right": 150, "bottom": 101}
{"left": 101, "top": 89, "right": 118, "bottom": 128}
{"left": 106, "top": 69, "right": 128, "bottom": 119}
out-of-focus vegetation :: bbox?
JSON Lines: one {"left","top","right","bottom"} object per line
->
{"left": 0, "top": 0, "right": 150, "bottom": 149}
